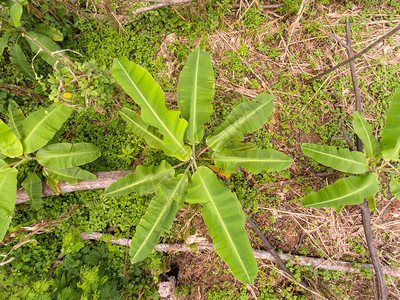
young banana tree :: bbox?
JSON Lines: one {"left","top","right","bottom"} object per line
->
{"left": 1, "top": 1, "right": 70, "bottom": 81}
{"left": 300, "top": 89, "right": 400, "bottom": 211}
{"left": 0, "top": 102, "right": 100, "bottom": 241}
{"left": 106, "top": 48, "right": 293, "bottom": 284}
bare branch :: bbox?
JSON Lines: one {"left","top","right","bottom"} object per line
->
{"left": 79, "top": 232, "right": 400, "bottom": 278}
{"left": 305, "top": 22, "right": 400, "bottom": 84}
{"left": 16, "top": 170, "right": 134, "bottom": 204}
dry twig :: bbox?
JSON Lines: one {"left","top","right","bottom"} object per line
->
{"left": 79, "top": 232, "right": 400, "bottom": 278}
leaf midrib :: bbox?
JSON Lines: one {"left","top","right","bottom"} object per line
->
{"left": 214, "top": 157, "right": 290, "bottom": 163}
{"left": 189, "top": 50, "right": 200, "bottom": 142}
{"left": 39, "top": 150, "right": 98, "bottom": 160}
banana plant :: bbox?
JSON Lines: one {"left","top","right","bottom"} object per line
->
{"left": 0, "top": 101, "right": 100, "bottom": 241}
{"left": 106, "top": 48, "right": 293, "bottom": 284}
{"left": 300, "top": 89, "right": 400, "bottom": 212}
{"left": 0, "top": 0, "right": 70, "bottom": 80}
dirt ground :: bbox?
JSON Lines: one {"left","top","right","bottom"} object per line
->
{"left": 154, "top": 1, "right": 400, "bottom": 299}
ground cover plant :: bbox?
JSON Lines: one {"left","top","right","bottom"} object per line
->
{"left": 1, "top": 0, "right": 400, "bottom": 298}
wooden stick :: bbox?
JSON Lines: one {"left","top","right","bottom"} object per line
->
{"left": 79, "top": 232, "right": 400, "bottom": 278}
{"left": 16, "top": 170, "right": 134, "bottom": 204}
{"left": 247, "top": 216, "right": 309, "bottom": 288}
{"left": 333, "top": 19, "right": 387, "bottom": 300}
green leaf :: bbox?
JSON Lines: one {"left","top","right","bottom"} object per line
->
{"left": 390, "top": 179, "right": 400, "bottom": 201}
{"left": 301, "top": 143, "right": 368, "bottom": 174}
{"left": 302, "top": 173, "right": 379, "bottom": 211}
{"left": 207, "top": 93, "right": 274, "bottom": 152}
{"left": 0, "top": 119, "right": 23, "bottom": 157}
{"left": 44, "top": 166, "right": 97, "bottom": 184}
{"left": 0, "top": 159, "right": 7, "bottom": 168}
{"left": 37, "top": 143, "right": 100, "bottom": 168}
{"left": 104, "top": 161, "right": 174, "bottom": 197}
{"left": 8, "top": 100, "right": 25, "bottom": 140}
{"left": 22, "top": 103, "right": 73, "bottom": 153}
{"left": 0, "top": 30, "right": 13, "bottom": 56}
{"left": 213, "top": 147, "right": 293, "bottom": 173}
{"left": 22, "top": 172, "right": 42, "bottom": 210}
{"left": 177, "top": 48, "right": 214, "bottom": 143}
{"left": 186, "top": 166, "right": 257, "bottom": 284}
{"left": 112, "top": 58, "right": 191, "bottom": 161}
{"left": 119, "top": 108, "right": 165, "bottom": 150}
{"left": 0, "top": 166, "right": 18, "bottom": 241}
{"left": 352, "top": 112, "right": 381, "bottom": 158}
{"left": 34, "top": 23, "right": 64, "bottom": 41}
{"left": 381, "top": 89, "right": 400, "bottom": 161}
{"left": 10, "top": 43, "right": 36, "bottom": 81}
{"left": 24, "top": 31, "right": 66, "bottom": 67}
{"left": 130, "top": 174, "right": 188, "bottom": 263}
{"left": 10, "top": 2, "right": 23, "bottom": 27}
{"left": 366, "top": 196, "right": 376, "bottom": 212}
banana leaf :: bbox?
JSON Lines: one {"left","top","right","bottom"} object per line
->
{"left": 22, "top": 103, "right": 73, "bottom": 154}
{"left": 302, "top": 173, "right": 379, "bottom": 212}
{"left": 119, "top": 108, "right": 165, "bottom": 151}
{"left": 37, "top": 143, "right": 100, "bottom": 168}
{"left": 302, "top": 143, "right": 368, "bottom": 174}
{"left": 0, "top": 166, "right": 18, "bottom": 241}
{"left": 104, "top": 161, "right": 174, "bottom": 197}
{"left": 177, "top": 48, "right": 214, "bottom": 143}
{"left": 10, "top": 2, "right": 23, "bottom": 27}
{"left": 112, "top": 58, "right": 191, "bottom": 161}
{"left": 22, "top": 172, "right": 42, "bottom": 210}
{"left": 10, "top": 43, "right": 36, "bottom": 81}
{"left": 0, "top": 119, "right": 23, "bottom": 157}
{"left": 24, "top": 31, "right": 67, "bottom": 67}
{"left": 390, "top": 179, "right": 400, "bottom": 201}
{"left": 130, "top": 174, "right": 188, "bottom": 263}
{"left": 213, "top": 147, "right": 293, "bottom": 173}
{"left": 45, "top": 166, "right": 97, "bottom": 184}
{"left": 381, "top": 89, "right": 400, "bottom": 161}
{"left": 8, "top": 100, "right": 25, "bottom": 140}
{"left": 352, "top": 112, "right": 381, "bottom": 158}
{"left": 186, "top": 166, "right": 258, "bottom": 284}
{"left": 207, "top": 93, "right": 274, "bottom": 152}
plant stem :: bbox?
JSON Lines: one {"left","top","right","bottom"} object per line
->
{"left": 334, "top": 19, "right": 387, "bottom": 300}
{"left": 196, "top": 146, "right": 210, "bottom": 158}
{"left": 359, "top": 200, "right": 387, "bottom": 300}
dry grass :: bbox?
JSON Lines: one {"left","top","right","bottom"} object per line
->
{"left": 158, "top": 1, "right": 400, "bottom": 298}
